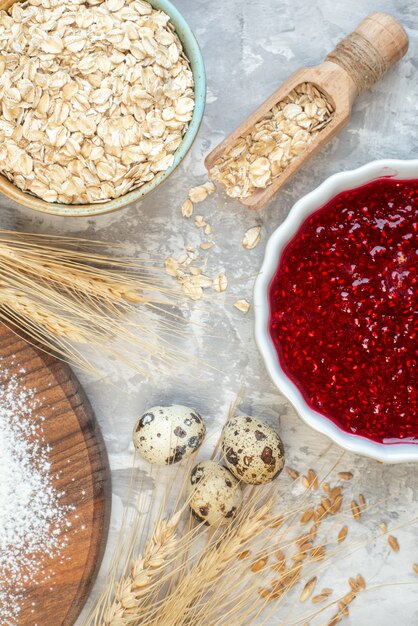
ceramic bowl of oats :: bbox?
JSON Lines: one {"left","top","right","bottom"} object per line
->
{"left": 0, "top": 0, "right": 205, "bottom": 216}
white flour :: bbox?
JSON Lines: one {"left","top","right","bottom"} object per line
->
{"left": 0, "top": 367, "right": 71, "bottom": 625}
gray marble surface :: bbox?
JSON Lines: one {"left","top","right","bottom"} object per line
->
{"left": 1, "top": 0, "right": 417, "bottom": 624}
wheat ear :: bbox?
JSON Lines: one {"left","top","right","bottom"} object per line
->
{"left": 102, "top": 511, "right": 182, "bottom": 626}
{"left": 149, "top": 502, "right": 273, "bottom": 626}
{"left": 0, "top": 285, "right": 90, "bottom": 343}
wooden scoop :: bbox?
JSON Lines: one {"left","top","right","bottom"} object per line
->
{"left": 205, "top": 13, "right": 409, "bottom": 210}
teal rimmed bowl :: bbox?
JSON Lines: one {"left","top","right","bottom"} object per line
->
{"left": 0, "top": 0, "right": 206, "bottom": 217}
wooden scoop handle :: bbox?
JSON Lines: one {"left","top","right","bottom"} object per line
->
{"left": 326, "top": 12, "right": 409, "bottom": 94}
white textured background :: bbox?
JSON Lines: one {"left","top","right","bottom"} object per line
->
{"left": 1, "top": 0, "right": 417, "bottom": 624}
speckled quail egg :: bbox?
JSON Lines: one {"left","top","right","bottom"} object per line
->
{"left": 222, "top": 415, "right": 285, "bottom": 484}
{"left": 133, "top": 405, "right": 206, "bottom": 465}
{"left": 188, "top": 460, "right": 243, "bottom": 526}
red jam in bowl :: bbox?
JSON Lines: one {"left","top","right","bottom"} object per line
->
{"left": 269, "top": 178, "right": 417, "bottom": 444}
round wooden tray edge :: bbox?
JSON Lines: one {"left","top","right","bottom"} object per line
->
{"left": 38, "top": 352, "right": 112, "bottom": 626}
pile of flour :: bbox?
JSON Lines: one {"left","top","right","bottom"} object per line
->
{"left": 0, "top": 369, "right": 70, "bottom": 624}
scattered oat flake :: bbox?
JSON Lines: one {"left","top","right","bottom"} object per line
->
{"left": 413, "top": 563, "right": 418, "bottom": 575}
{"left": 243, "top": 225, "right": 261, "bottom": 250}
{"left": 200, "top": 242, "right": 214, "bottom": 250}
{"left": 181, "top": 282, "right": 203, "bottom": 301}
{"left": 234, "top": 299, "right": 250, "bottom": 314}
{"left": 181, "top": 199, "right": 194, "bottom": 218}
{"left": 164, "top": 257, "right": 178, "bottom": 277}
{"left": 213, "top": 274, "right": 227, "bottom": 292}
{"left": 194, "top": 275, "right": 213, "bottom": 288}
{"left": 189, "top": 185, "right": 209, "bottom": 203}
{"left": 338, "top": 526, "right": 348, "bottom": 544}
{"left": 203, "top": 181, "right": 216, "bottom": 194}
{"left": 194, "top": 215, "right": 205, "bottom": 228}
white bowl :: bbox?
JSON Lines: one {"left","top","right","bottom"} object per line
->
{"left": 254, "top": 159, "right": 418, "bottom": 463}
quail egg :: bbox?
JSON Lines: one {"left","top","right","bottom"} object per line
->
{"left": 133, "top": 405, "right": 206, "bottom": 465}
{"left": 188, "top": 460, "right": 242, "bottom": 526}
{"left": 222, "top": 415, "right": 285, "bottom": 484}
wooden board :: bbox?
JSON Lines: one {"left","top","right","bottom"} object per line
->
{"left": 0, "top": 323, "right": 111, "bottom": 626}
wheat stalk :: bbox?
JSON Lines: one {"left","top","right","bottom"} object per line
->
{"left": 0, "top": 285, "right": 90, "bottom": 343}
{"left": 147, "top": 501, "right": 274, "bottom": 626}
{"left": 86, "top": 417, "right": 418, "bottom": 626}
{"left": 0, "top": 244, "right": 148, "bottom": 305}
{"left": 0, "top": 230, "right": 200, "bottom": 375}
{"left": 102, "top": 512, "right": 182, "bottom": 626}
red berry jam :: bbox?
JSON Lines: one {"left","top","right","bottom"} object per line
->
{"left": 269, "top": 178, "right": 417, "bottom": 444}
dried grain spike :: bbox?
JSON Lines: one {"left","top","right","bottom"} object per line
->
{"left": 258, "top": 587, "right": 273, "bottom": 600}
{"left": 341, "top": 590, "right": 356, "bottom": 605}
{"left": 238, "top": 550, "right": 251, "bottom": 560}
{"left": 269, "top": 515, "right": 284, "bottom": 529}
{"left": 356, "top": 574, "right": 366, "bottom": 589}
{"left": 307, "top": 469, "right": 318, "bottom": 490}
{"left": 251, "top": 556, "right": 268, "bottom": 572}
{"left": 312, "top": 588, "right": 332, "bottom": 603}
{"left": 275, "top": 550, "right": 286, "bottom": 566}
{"left": 300, "top": 508, "right": 314, "bottom": 525}
{"left": 330, "top": 486, "right": 342, "bottom": 500}
{"left": 351, "top": 500, "right": 361, "bottom": 521}
{"left": 338, "top": 601, "right": 349, "bottom": 617}
{"left": 311, "top": 545, "right": 326, "bottom": 561}
{"left": 330, "top": 494, "right": 343, "bottom": 514}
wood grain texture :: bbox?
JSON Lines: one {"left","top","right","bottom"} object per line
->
{"left": 0, "top": 324, "right": 111, "bottom": 626}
